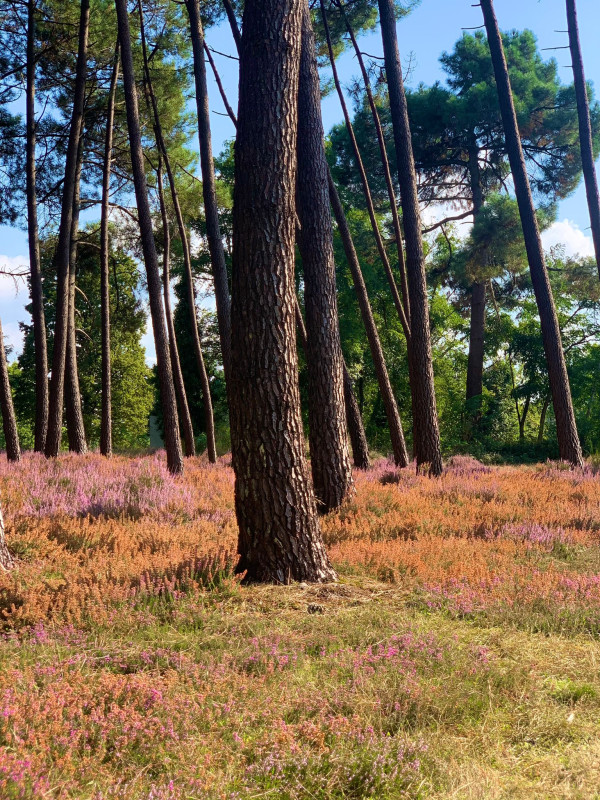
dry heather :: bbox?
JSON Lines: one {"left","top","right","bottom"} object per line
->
{"left": 1, "top": 452, "right": 600, "bottom": 798}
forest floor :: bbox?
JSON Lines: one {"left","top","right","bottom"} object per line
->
{"left": 1, "top": 452, "right": 600, "bottom": 798}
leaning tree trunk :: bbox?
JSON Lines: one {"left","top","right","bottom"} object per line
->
{"left": 0, "top": 503, "right": 13, "bottom": 571}
{"left": 115, "top": 0, "right": 183, "bottom": 475}
{"left": 566, "top": 0, "right": 600, "bottom": 279}
{"left": 65, "top": 133, "right": 87, "bottom": 454}
{"left": 296, "top": 2, "right": 354, "bottom": 512}
{"left": 185, "top": 0, "right": 232, "bottom": 381}
{"left": 26, "top": 0, "right": 48, "bottom": 453}
{"left": 0, "top": 319, "right": 20, "bottom": 463}
{"left": 378, "top": 0, "right": 443, "bottom": 476}
{"left": 328, "top": 171, "right": 409, "bottom": 467}
{"left": 45, "top": 0, "right": 89, "bottom": 459}
{"left": 465, "top": 149, "right": 486, "bottom": 408}
{"left": 230, "top": 0, "right": 335, "bottom": 584}
{"left": 100, "top": 42, "right": 119, "bottom": 458}
{"left": 481, "top": 0, "right": 583, "bottom": 467}
{"left": 137, "top": 0, "right": 216, "bottom": 463}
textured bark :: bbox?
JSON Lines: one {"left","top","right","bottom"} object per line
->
{"left": 481, "top": 0, "right": 583, "bottom": 467}
{"left": 157, "top": 162, "right": 196, "bottom": 458}
{"left": 320, "top": 0, "right": 410, "bottom": 341}
{"left": 328, "top": 171, "right": 409, "bottom": 467}
{"left": 45, "top": 0, "right": 89, "bottom": 458}
{"left": 230, "top": 0, "right": 335, "bottom": 583}
{"left": 0, "top": 319, "right": 20, "bottom": 463}
{"left": 566, "top": 0, "right": 600, "bottom": 279}
{"left": 100, "top": 43, "right": 119, "bottom": 458}
{"left": 185, "top": 0, "right": 232, "bottom": 382}
{"left": 378, "top": 0, "right": 443, "bottom": 476}
{"left": 65, "top": 133, "right": 87, "bottom": 454}
{"left": 138, "top": 1, "right": 216, "bottom": 463}
{"left": 296, "top": 3, "right": 353, "bottom": 512}
{"left": 26, "top": 0, "right": 48, "bottom": 453}
{"left": 465, "top": 150, "right": 486, "bottom": 405}
{"left": 0, "top": 504, "right": 13, "bottom": 571}
{"left": 115, "top": 0, "right": 183, "bottom": 475}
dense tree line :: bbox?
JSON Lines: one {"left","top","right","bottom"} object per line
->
{"left": 0, "top": 0, "right": 599, "bottom": 579}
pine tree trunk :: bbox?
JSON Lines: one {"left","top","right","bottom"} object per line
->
{"left": 137, "top": 1, "right": 216, "bottom": 463}
{"left": 100, "top": 43, "right": 119, "bottom": 458}
{"left": 230, "top": 0, "right": 335, "bottom": 584}
{"left": 65, "top": 134, "right": 87, "bottom": 454}
{"left": 465, "top": 150, "right": 486, "bottom": 407}
{"left": 0, "top": 504, "right": 13, "bottom": 571}
{"left": 45, "top": 0, "right": 89, "bottom": 458}
{"left": 328, "top": 171, "right": 409, "bottom": 467}
{"left": 481, "top": 0, "right": 583, "bottom": 467}
{"left": 296, "top": 2, "right": 353, "bottom": 512}
{"left": 566, "top": 0, "right": 600, "bottom": 279}
{"left": 0, "top": 319, "right": 20, "bottom": 463}
{"left": 378, "top": 0, "right": 443, "bottom": 476}
{"left": 538, "top": 394, "right": 550, "bottom": 443}
{"left": 26, "top": 0, "right": 48, "bottom": 453}
{"left": 115, "top": 0, "right": 183, "bottom": 475}
{"left": 185, "top": 0, "right": 232, "bottom": 380}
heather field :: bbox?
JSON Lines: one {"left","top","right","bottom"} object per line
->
{"left": 2, "top": 453, "right": 600, "bottom": 798}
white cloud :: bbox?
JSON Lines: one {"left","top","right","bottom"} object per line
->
{"left": 541, "top": 219, "right": 595, "bottom": 260}
{"left": 0, "top": 254, "right": 30, "bottom": 300}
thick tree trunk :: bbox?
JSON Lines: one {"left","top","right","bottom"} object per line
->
{"left": 0, "top": 319, "right": 20, "bottom": 463}
{"left": 137, "top": 1, "right": 216, "bottom": 463}
{"left": 65, "top": 134, "right": 87, "bottom": 454}
{"left": 230, "top": 0, "right": 335, "bottom": 583}
{"left": 481, "top": 0, "right": 583, "bottom": 467}
{"left": 185, "top": 0, "right": 232, "bottom": 383}
{"left": 378, "top": 0, "right": 443, "bottom": 476}
{"left": 328, "top": 171, "right": 409, "bottom": 467}
{"left": 115, "top": 0, "right": 183, "bottom": 475}
{"left": 45, "top": 0, "right": 89, "bottom": 458}
{"left": 566, "top": 0, "right": 600, "bottom": 279}
{"left": 157, "top": 162, "right": 196, "bottom": 458}
{"left": 296, "top": 3, "right": 353, "bottom": 512}
{"left": 0, "top": 504, "right": 13, "bottom": 571}
{"left": 100, "top": 43, "right": 119, "bottom": 458}
{"left": 466, "top": 151, "right": 486, "bottom": 406}
{"left": 26, "top": 0, "right": 48, "bottom": 453}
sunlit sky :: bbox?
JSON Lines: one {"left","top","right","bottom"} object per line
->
{"left": 1, "top": 0, "right": 598, "bottom": 363}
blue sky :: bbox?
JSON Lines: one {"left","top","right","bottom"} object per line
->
{"left": 1, "top": 0, "right": 598, "bottom": 362}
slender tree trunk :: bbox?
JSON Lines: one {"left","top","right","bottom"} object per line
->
{"left": 114, "top": 0, "right": 183, "bottom": 475}
{"left": 100, "top": 43, "right": 119, "bottom": 457}
{"left": 0, "top": 319, "right": 20, "bottom": 463}
{"left": 65, "top": 133, "right": 87, "bottom": 454}
{"left": 0, "top": 504, "right": 13, "bottom": 571}
{"left": 157, "top": 161, "right": 196, "bottom": 458}
{"left": 137, "top": 1, "right": 216, "bottom": 463}
{"left": 45, "top": 0, "right": 89, "bottom": 458}
{"left": 566, "top": 0, "right": 600, "bottom": 279}
{"left": 378, "top": 0, "right": 443, "bottom": 476}
{"left": 328, "top": 171, "right": 409, "bottom": 467}
{"left": 184, "top": 0, "right": 232, "bottom": 382}
{"left": 519, "top": 395, "right": 531, "bottom": 442}
{"left": 295, "top": 298, "right": 369, "bottom": 471}
{"left": 222, "top": 0, "right": 241, "bottom": 51}
{"left": 466, "top": 150, "right": 486, "bottom": 406}
{"left": 230, "top": 0, "right": 335, "bottom": 583}
{"left": 26, "top": 0, "right": 48, "bottom": 453}
{"left": 296, "top": 2, "right": 353, "bottom": 512}
{"left": 481, "top": 0, "right": 583, "bottom": 467}
{"left": 538, "top": 393, "right": 550, "bottom": 443}
{"left": 320, "top": 0, "right": 410, "bottom": 341}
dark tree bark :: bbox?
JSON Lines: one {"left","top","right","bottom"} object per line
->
{"left": 0, "top": 319, "right": 20, "bottom": 463}
{"left": 538, "top": 393, "right": 550, "bottom": 443}
{"left": 114, "top": 0, "right": 183, "bottom": 475}
{"left": 185, "top": 0, "right": 232, "bottom": 384}
{"left": 100, "top": 43, "right": 119, "bottom": 457}
{"left": 0, "top": 504, "right": 13, "bottom": 571}
{"left": 26, "top": 0, "right": 48, "bottom": 453}
{"left": 222, "top": 0, "right": 241, "bottom": 51}
{"left": 156, "top": 161, "right": 196, "bottom": 458}
{"left": 230, "top": 0, "right": 335, "bottom": 583}
{"left": 566, "top": 0, "right": 600, "bottom": 279}
{"left": 465, "top": 149, "right": 486, "bottom": 407}
{"left": 328, "top": 171, "right": 409, "bottom": 467}
{"left": 137, "top": 0, "right": 216, "bottom": 463}
{"left": 481, "top": 0, "right": 583, "bottom": 467}
{"left": 378, "top": 0, "right": 443, "bottom": 476}
{"left": 45, "top": 0, "right": 89, "bottom": 458}
{"left": 296, "top": 2, "right": 353, "bottom": 512}
{"left": 65, "top": 133, "right": 87, "bottom": 454}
